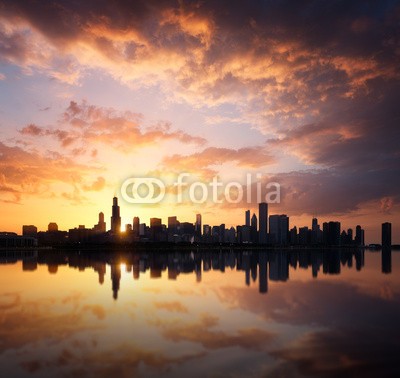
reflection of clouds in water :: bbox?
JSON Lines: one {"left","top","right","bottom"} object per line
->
{"left": 271, "top": 328, "right": 400, "bottom": 378}
{"left": 0, "top": 291, "right": 21, "bottom": 311}
{"left": 0, "top": 293, "right": 104, "bottom": 354}
{"left": 215, "top": 280, "right": 400, "bottom": 329}
{"left": 20, "top": 344, "right": 206, "bottom": 377}
{"left": 149, "top": 313, "right": 276, "bottom": 351}
{"left": 214, "top": 279, "right": 400, "bottom": 377}
{"left": 154, "top": 301, "right": 189, "bottom": 313}
{"left": 379, "top": 283, "right": 394, "bottom": 301}
{"left": 1, "top": 252, "right": 400, "bottom": 377}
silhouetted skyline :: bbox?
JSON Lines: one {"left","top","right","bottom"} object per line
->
{"left": 0, "top": 196, "right": 396, "bottom": 248}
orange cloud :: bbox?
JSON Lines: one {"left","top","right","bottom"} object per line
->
{"left": 160, "top": 146, "right": 275, "bottom": 178}
{"left": 82, "top": 176, "right": 106, "bottom": 192}
{"left": 20, "top": 101, "right": 207, "bottom": 153}
{"left": 150, "top": 313, "right": 275, "bottom": 350}
{"left": 153, "top": 301, "right": 189, "bottom": 313}
{"left": 0, "top": 141, "right": 97, "bottom": 203}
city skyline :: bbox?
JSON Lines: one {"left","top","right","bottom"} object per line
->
{"left": 0, "top": 1, "right": 399, "bottom": 244}
{"left": 5, "top": 196, "right": 397, "bottom": 246}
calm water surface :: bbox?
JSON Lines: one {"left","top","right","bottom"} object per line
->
{"left": 0, "top": 249, "right": 399, "bottom": 378}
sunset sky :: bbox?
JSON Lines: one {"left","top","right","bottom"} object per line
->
{"left": 0, "top": 0, "right": 399, "bottom": 243}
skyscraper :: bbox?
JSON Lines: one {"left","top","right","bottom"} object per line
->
{"left": 111, "top": 197, "right": 121, "bottom": 233}
{"left": 382, "top": 222, "right": 392, "bottom": 248}
{"left": 94, "top": 212, "right": 106, "bottom": 233}
{"left": 280, "top": 215, "right": 289, "bottom": 245}
{"left": 195, "top": 214, "right": 202, "bottom": 236}
{"left": 251, "top": 213, "right": 258, "bottom": 243}
{"left": 245, "top": 210, "right": 250, "bottom": 227}
{"left": 323, "top": 222, "right": 341, "bottom": 246}
{"left": 269, "top": 214, "right": 288, "bottom": 245}
{"left": 311, "top": 218, "right": 320, "bottom": 244}
{"left": 168, "top": 216, "right": 178, "bottom": 234}
{"left": 258, "top": 202, "right": 268, "bottom": 244}
{"left": 355, "top": 225, "right": 365, "bottom": 246}
{"left": 269, "top": 215, "right": 279, "bottom": 244}
{"left": 133, "top": 216, "right": 140, "bottom": 236}
{"left": 150, "top": 218, "right": 162, "bottom": 241}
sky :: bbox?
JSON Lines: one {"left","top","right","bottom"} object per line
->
{"left": 0, "top": 0, "right": 399, "bottom": 243}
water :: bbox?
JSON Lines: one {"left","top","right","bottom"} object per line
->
{"left": 0, "top": 249, "right": 399, "bottom": 378}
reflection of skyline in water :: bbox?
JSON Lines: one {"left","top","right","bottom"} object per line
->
{"left": 1, "top": 249, "right": 400, "bottom": 378}
{"left": 0, "top": 249, "right": 393, "bottom": 300}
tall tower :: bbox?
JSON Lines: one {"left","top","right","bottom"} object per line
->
{"left": 311, "top": 218, "right": 319, "bottom": 244}
{"left": 258, "top": 202, "right": 268, "bottom": 244}
{"left": 245, "top": 210, "right": 250, "bottom": 227}
{"left": 382, "top": 222, "right": 392, "bottom": 248}
{"left": 195, "top": 214, "right": 202, "bottom": 236}
{"left": 111, "top": 197, "right": 121, "bottom": 233}
{"left": 355, "top": 225, "right": 364, "bottom": 246}
{"left": 251, "top": 213, "right": 258, "bottom": 243}
{"left": 133, "top": 216, "right": 140, "bottom": 236}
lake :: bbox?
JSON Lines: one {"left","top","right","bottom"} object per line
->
{"left": 1, "top": 249, "right": 399, "bottom": 377}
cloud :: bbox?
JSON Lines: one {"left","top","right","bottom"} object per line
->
{"left": 20, "top": 100, "right": 207, "bottom": 153}
{"left": 82, "top": 304, "right": 106, "bottom": 320}
{"left": 0, "top": 293, "right": 101, "bottom": 354}
{"left": 1, "top": 0, "right": 399, "bottom": 222}
{"left": 270, "top": 328, "right": 400, "bottom": 378}
{"left": 82, "top": 176, "right": 106, "bottom": 192}
{"left": 2, "top": 0, "right": 398, "bottom": 107}
{"left": 159, "top": 146, "right": 275, "bottom": 179}
{"left": 380, "top": 197, "right": 394, "bottom": 213}
{"left": 0, "top": 140, "right": 97, "bottom": 203}
{"left": 154, "top": 301, "right": 188, "bottom": 313}
{"left": 150, "top": 313, "right": 275, "bottom": 350}
{"left": 20, "top": 124, "right": 43, "bottom": 136}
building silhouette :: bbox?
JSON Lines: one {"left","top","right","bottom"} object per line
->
{"left": 48, "top": 222, "right": 58, "bottom": 232}
{"left": 93, "top": 212, "right": 106, "bottom": 233}
{"left": 168, "top": 216, "right": 178, "bottom": 234}
{"left": 245, "top": 210, "right": 250, "bottom": 227}
{"left": 251, "top": 213, "right": 258, "bottom": 243}
{"left": 22, "top": 225, "right": 37, "bottom": 237}
{"left": 133, "top": 216, "right": 140, "bottom": 236}
{"left": 355, "top": 225, "right": 365, "bottom": 247}
{"left": 110, "top": 197, "right": 121, "bottom": 233}
{"left": 269, "top": 214, "right": 289, "bottom": 245}
{"left": 195, "top": 214, "right": 202, "bottom": 237}
{"left": 323, "top": 221, "right": 341, "bottom": 246}
{"left": 382, "top": 222, "right": 392, "bottom": 248}
{"left": 258, "top": 203, "right": 268, "bottom": 244}
{"left": 150, "top": 218, "right": 162, "bottom": 241}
